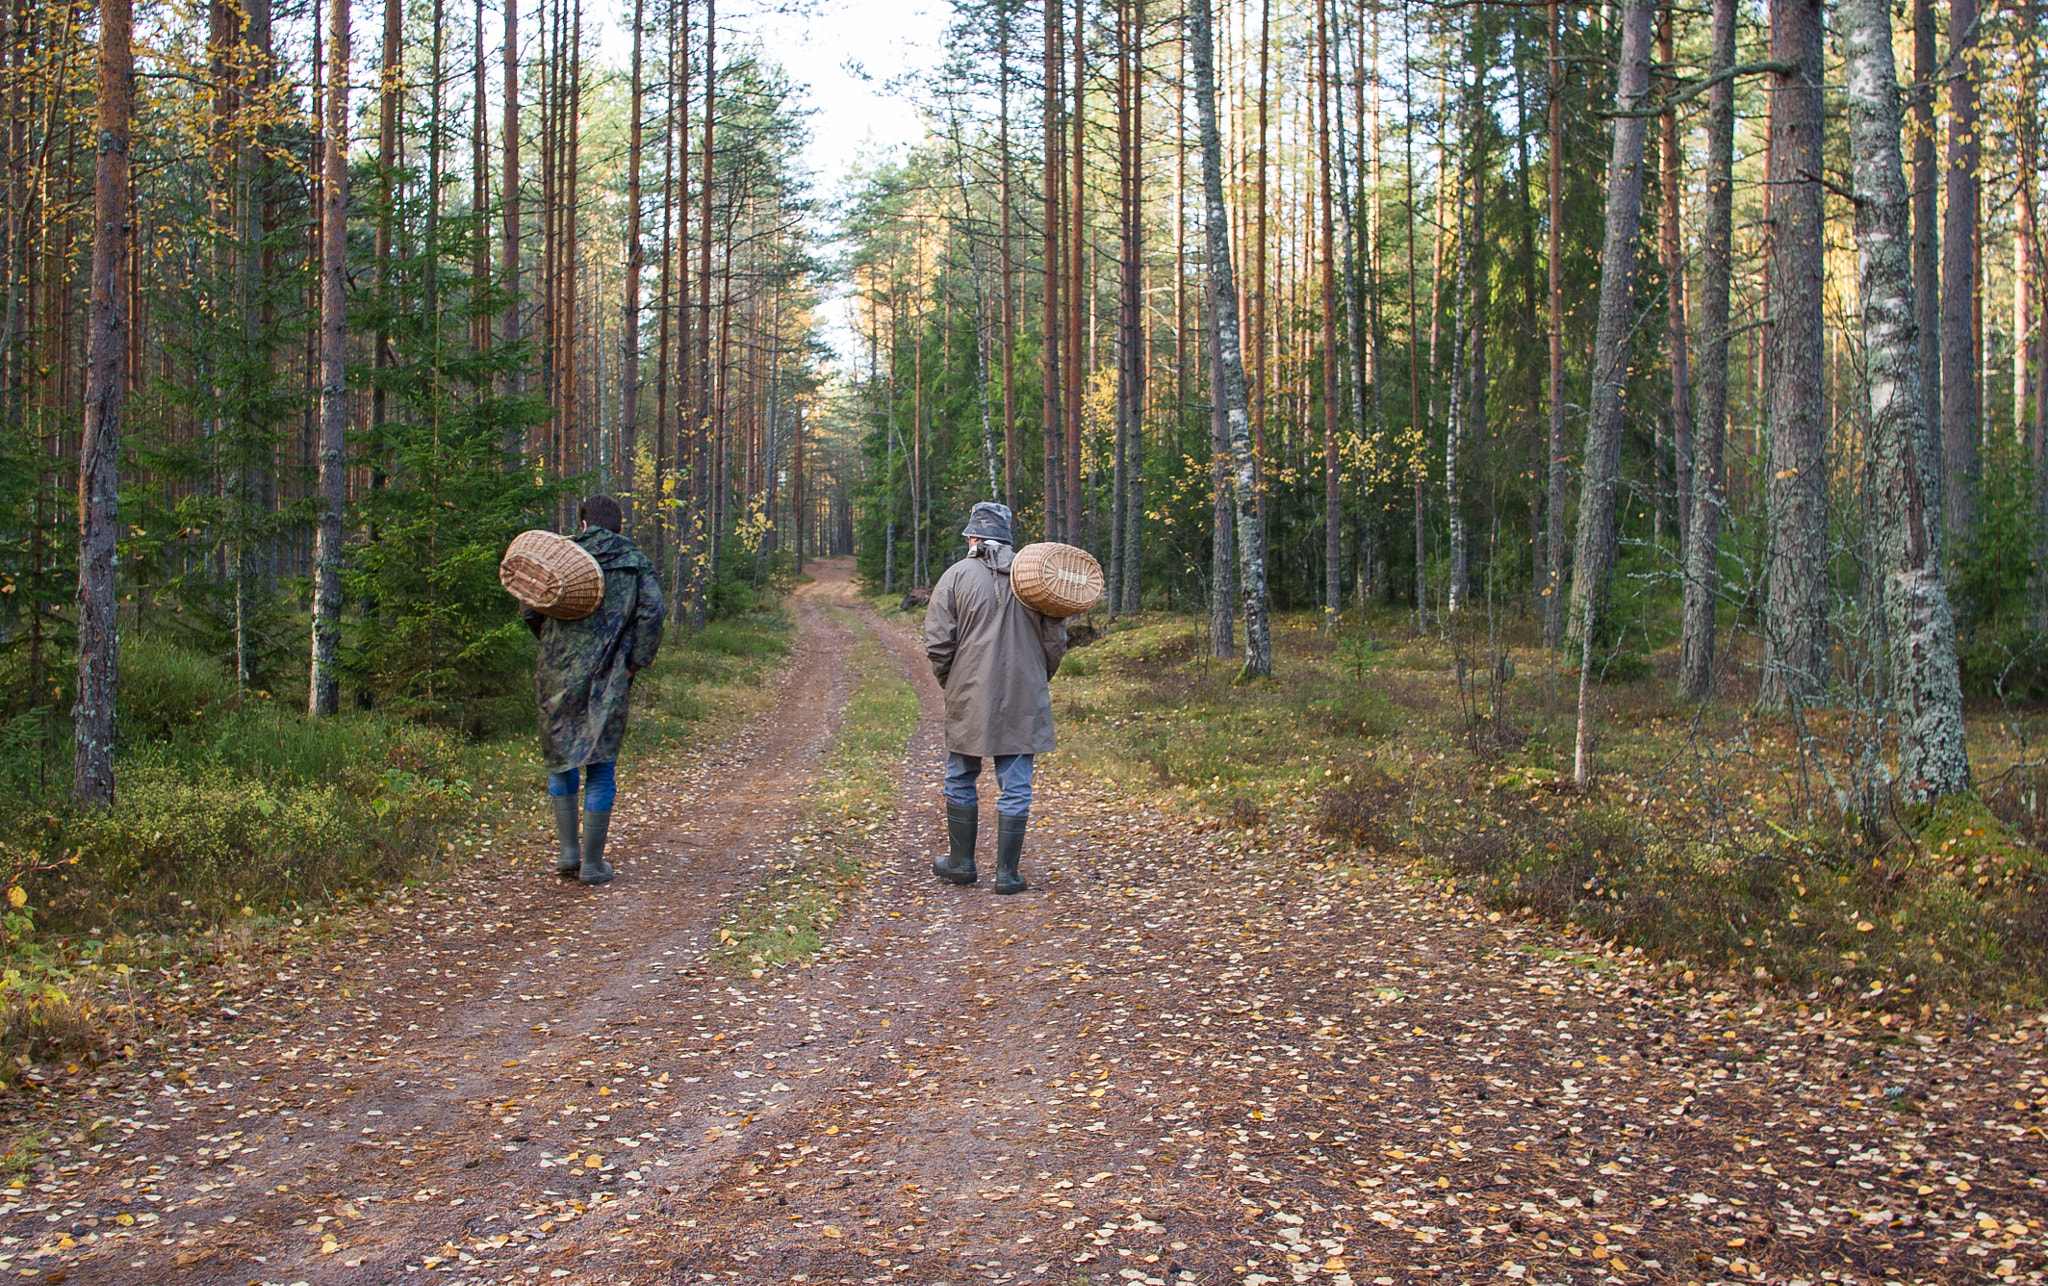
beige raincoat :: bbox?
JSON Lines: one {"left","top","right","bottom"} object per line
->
{"left": 924, "top": 544, "right": 1068, "bottom": 757}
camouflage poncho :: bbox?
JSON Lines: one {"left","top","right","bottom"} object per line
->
{"left": 520, "top": 528, "right": 666, "bottom": 773}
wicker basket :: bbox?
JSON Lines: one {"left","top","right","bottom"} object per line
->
{"left": 1010, "top": 542, "right": 1105, "bottom": 619}
{"left": 500, "top": 530, "right": 605, "bottom": 620}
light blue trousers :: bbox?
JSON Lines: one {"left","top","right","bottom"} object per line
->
{"left": 943, "top": 752, "right": 1034, "bottom": 818}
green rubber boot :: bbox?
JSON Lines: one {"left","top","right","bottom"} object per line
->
{"left": 994, "top": 812, "right": 1028, "bottom": 895}
{"left": 932, "top": 802, "right": 978, "bottom": 886}
{"left": 553, "top": 794, "right": 582, "bottom": 875}
{"left": 579, "top": 809, "right": 615, "bottom": 886}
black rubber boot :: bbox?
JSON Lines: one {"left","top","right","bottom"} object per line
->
{"left": 553, "top": 794, "right": 582, "bottom": 875}
{"left": 994, "top": 812, "right": 1028, "bottom": 895}
{"left": 932, "top": 802, "right": 979, "bottom": 885}
{"left": 579, "top": 809, "right": 615, "bottom": 886}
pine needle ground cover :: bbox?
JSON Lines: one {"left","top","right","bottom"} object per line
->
{"left": 1046, "top": 606, "right": 2048, "bottom": 1015}
{"left": 0, "top": 606, "right": 792, "bottom": 1076}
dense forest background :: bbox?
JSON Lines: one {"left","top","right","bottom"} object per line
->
{"left": 5, "top": 0, "right": 2042, "bottom": 822}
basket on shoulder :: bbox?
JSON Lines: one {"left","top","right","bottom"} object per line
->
{"left": 1009, "top": 542, "right": 1104, "bottom": 619}
{"left": 500, "top": 530, "right": 604, "bottom": 620}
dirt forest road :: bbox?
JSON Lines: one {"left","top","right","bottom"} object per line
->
{"left": 3, "top": 557, "right": 2045, "bottom": 1286}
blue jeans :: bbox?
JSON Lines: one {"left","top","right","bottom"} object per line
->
{"left": 549, "top": 761, "right": 617, "bottom": 812}
{"left": 943, "top": 752, "right": 1033, "bottom": 818}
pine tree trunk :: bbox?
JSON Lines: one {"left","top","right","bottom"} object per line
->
{"left": 999, "top": 1, "right": 1017, "bottom": 514}
{"left": 1568, "top": 0, "right": 1654, "bottom": 785}
{"left": 651, "top": 1, "right": 676, "bottom": 581}
{"left": 1542, "top": 0, "right": 1567, "bottom": 651}
{"left": 74, "top": 0, "right": 132, "bottom": 806}
{"left": 1910, "top": 0, "right": 1938, "bottom": 519}
{"left": 1251, "top": 0, "right": 1270, "bottom": 545}
{"left": 563, "top": 0, "right": 583, "bottom": 506}
{"left": 1761, "top": 0, "right": 1828, "bottom": 707}
{"left": 1335, "top": 4, "right": 1370, "bottom": 607}
{"left": 1318, "top": 0, "right": 1340, "bottom": 631}
{"left": 1404, "top": 25, "right": 1426, "bottom": 635}
{"left": 1191, "top": 0, "right": 1269, "bottom": 678}
{"left": 1680, "top": 0, "right": 1734, "bottom": 701}
{"left": 373, "top": 0, "right": 402, "bottom": 468}
{"left": 1940, "top": 0, "right": 1979, "bottom": 549}
{"left": 1043, "top": 0, "right": 1065, "bottom": 541}
{"left": 694, "top": 0, "right": 715, "bottom": 620}
{"left": 684, "top": 0, "right": 700, "bottom": 614}
{"left": 1111, "top": 0, "right": 1143, "bottom": 613}
{"left": 621, "top": 0, "right": 644, "bottom": 524}
{"left": 1120, "top": 0, "right": 1143, "bottom": 613}
{"left": 793, "top": 401, "right": 805, "bottom": 569}
{"left": 2017, "top": 47, "right": 2035, "bottom": 446}
{"left": 1839, "top": 0, "right": 1971, "bottom": 803}
{"left": 1108, "top": 10, "right": 1129, "bottom": 613}
{"left": 310, "top": 0, "right": 350, "bottom": 718}
{"left": 1065, "top": 0, "right": 1086, "bottom": 544}
{"left": 425, "top": 0, "right": 446, "bottom": 318}
{"left": 472, "top": 0, "right": 490, "bottom": 357}
{"left": 501, "top": 0, "right": 522, "bottom": 452}
{"left": 1659, "top": 10, "right": 1692, "bottom": 556}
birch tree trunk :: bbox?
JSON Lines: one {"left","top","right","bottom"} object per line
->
{"left": 1680, "top": 0, "right": 1734, "bottom": 701}
{"left": 1839, "top": 0, "right": 1971, "bottom": 802}
{"left": 1208, "top": 276, "right": 1235, "bottom": 659}
{"left": 309, "top": 0, "right": 350, "bottom": 718}
{"left": 1191, "top": 0, "right": 1270, "bottom": 678}
{"left": 1567, "top": 0, "right": 1653, "bottom": 785}
{"left": 74, "top": 0, "right": 133, "bottom": 807}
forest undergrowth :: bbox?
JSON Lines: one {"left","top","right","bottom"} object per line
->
{"left": 0, "top": 602, "right": 794, "bottom": 1081}
{"left": 1042, "top": 603, "right": 2048, "bottom": 1020}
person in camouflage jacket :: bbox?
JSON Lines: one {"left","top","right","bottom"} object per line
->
{"left": 520, "top": 495, "right": 665, "bottom": 885}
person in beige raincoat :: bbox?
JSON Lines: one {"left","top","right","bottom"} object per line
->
{"left": 923, "top": 502, "right": 1067, "bottom": 894}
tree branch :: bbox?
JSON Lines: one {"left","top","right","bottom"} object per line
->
{"left": 1598, "top": 60, "right": 1798, "bottom": 118}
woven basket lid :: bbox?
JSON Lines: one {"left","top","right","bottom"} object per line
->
{"left": 1010, "top": 542, "right": 1105, "bottom": 619}
{"left": 499, "top": 529, "right": 605, "bottom": 620}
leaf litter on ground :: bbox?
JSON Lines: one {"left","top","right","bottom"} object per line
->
{"left": 0, "top": 568, "right": 2040, "bottom": 1286}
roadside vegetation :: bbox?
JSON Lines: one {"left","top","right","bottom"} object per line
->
{"left": 711, "top": 608, "right": 921, "bottom": 977}
{"left": 0, "top": 602, "right": 793, "bottom": 1078}
{"left": 1046, "top": 603, "right": 2048, "bottom": 1015}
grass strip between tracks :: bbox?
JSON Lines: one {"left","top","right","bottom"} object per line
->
{"left": 709, "top": 609, "right": 920, "bottom": 976}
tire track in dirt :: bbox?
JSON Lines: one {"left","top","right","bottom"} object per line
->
{"left": 615, "top": 603, "right": 1251, "bottom": 1284}
{"left": 7, "top": 569, "right": 2043, "bottom": 1286}
{"left": 542, "top": 604, "right": 2047, "bottom": 1286}
{"left": 0, "top": 562, "right": 878, "bottom": 1284}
